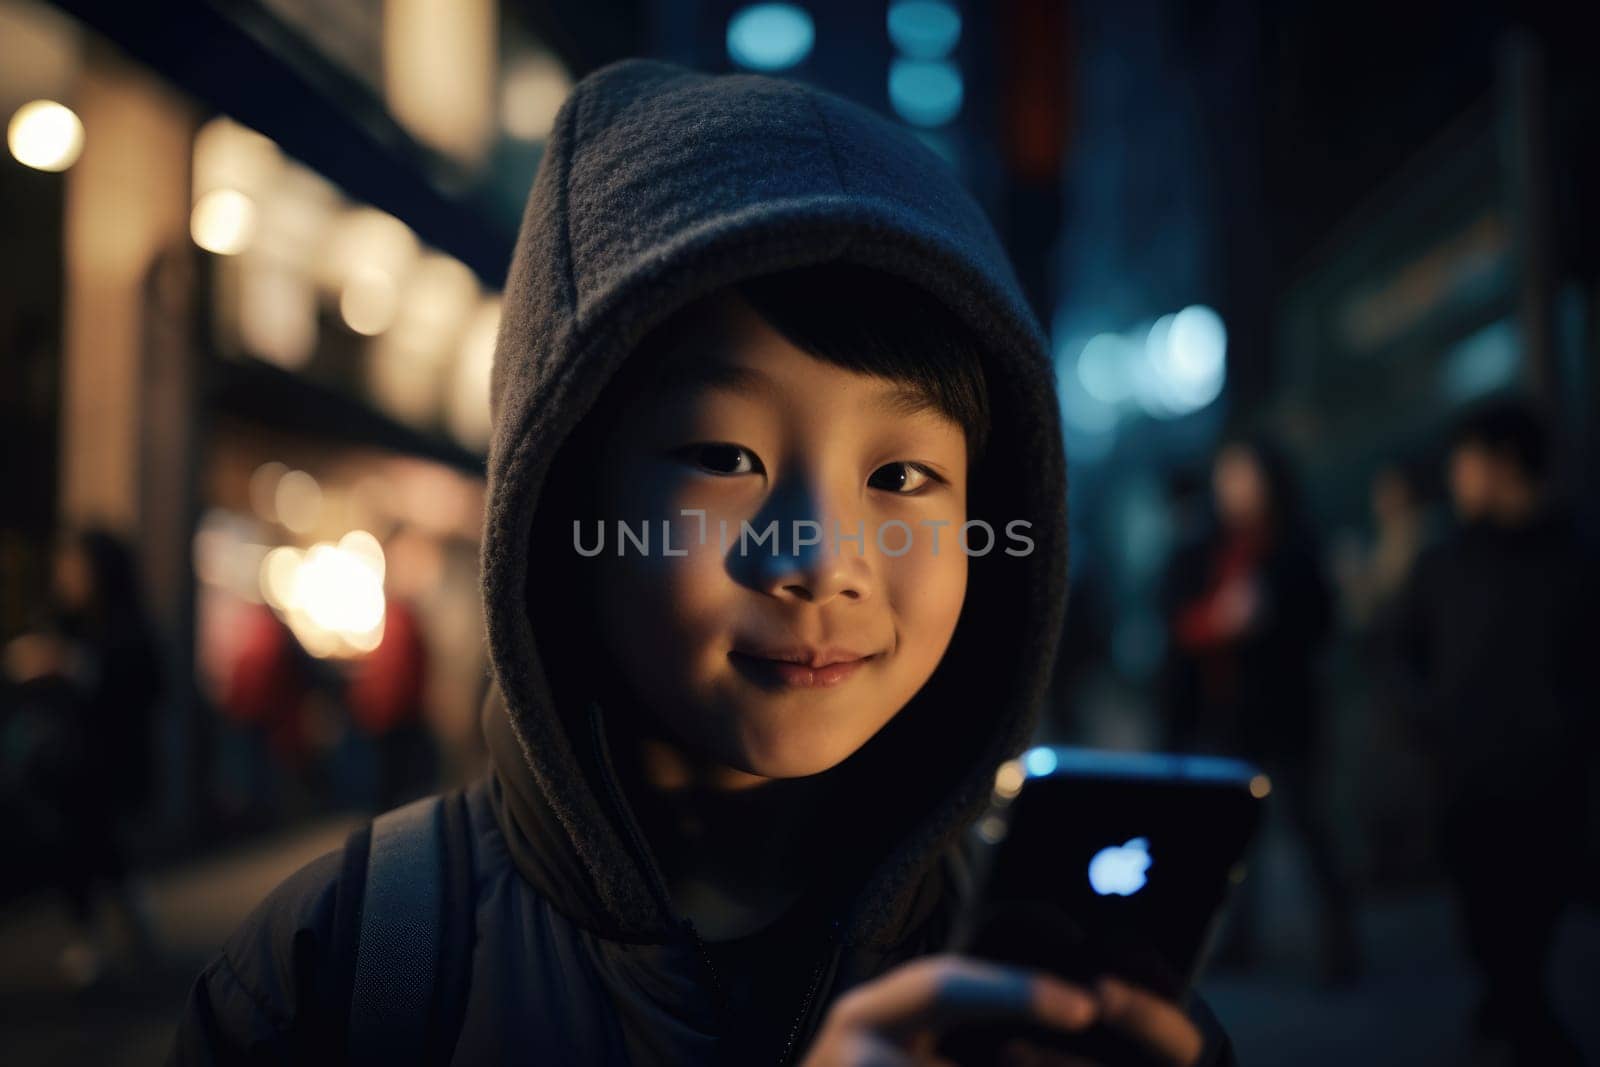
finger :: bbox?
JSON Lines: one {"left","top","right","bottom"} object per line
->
{"left": 830, "top": 954, "right": 1099, "bottom": 1042}
{"left": 1093, "top": 977, "right": 1204, "bottom": 1065}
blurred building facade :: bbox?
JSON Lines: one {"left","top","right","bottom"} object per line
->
{"left": 2, "top": 0, "right": 1597, "bottom": 860}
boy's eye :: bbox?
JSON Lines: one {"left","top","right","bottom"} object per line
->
{"left": 868, "top": 461, "right": 938, "bottom": 495}
{"left": 680, "top": 443, "right": 761, "bottom": 476}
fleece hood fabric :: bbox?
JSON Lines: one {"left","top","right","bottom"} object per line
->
{"left": 479, "top": 56, "right": 1070, "bottom": 953}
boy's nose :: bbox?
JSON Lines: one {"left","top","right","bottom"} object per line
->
{"left": 747, "top": 489, "right": 872, "bottom": 606}
{"left": 763, "top": 550, "right": 867, "bottom": 605}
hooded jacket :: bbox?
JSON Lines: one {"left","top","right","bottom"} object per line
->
{"left": 170, "top": 58, "right": 1234, "bottom": 1066}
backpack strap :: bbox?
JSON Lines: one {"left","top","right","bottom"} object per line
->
{"left": 343, "top": 790, "right": 475, "bottom": 1066}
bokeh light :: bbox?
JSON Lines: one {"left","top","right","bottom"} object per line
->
{"left": 192, "top": 116, "right": 282, "bottom": 199}
{"left": 237, "top": 262, "right": 317, "bottom": 368}
{"left": 295, "top": 543, "right": 384, "bottom": 636}
{"left": 726, "top": 4, "right": 814, "bottom": 71}
{"left": 274, "top": 470, "right": 322, "bottom": 534}
{"left": 888, "top": 1, "right": 961, "bottom": 60}
{"left": 1024, "top": 746, "right": 1059, "bottom": 777}
{"left": 341, "top": 267, "right": 401, "bottom": 336}
{"left": 447, "top": 297, "right": 501, "bottom": 451}
{"left": 337, "top": 529, "right": 386, "bottom": 584}
{"left": 1077, "top": 332, "right": 1136, "bottom": 405}
{"left": 257, "top": 536, "right": 388, "bottom": 658}
{"left": 321, "top": 207, "right": 419, "bottom": 300}
{"left": 502, "top": 49, "right": 571, "bottom": 140}
{"left": 7, "top": 100, "right": 84, "bottom": 172}
{"left": 248, "top": 462, "right": 289, "bottom": 523}
{"left": 994, "top": 759, "right": 1026, "bottom": 800}
{"left": 190, "top": 188, "right": 257, "bottom": 255}
{"left": 1152, "top": 304, "right": 1227, "bottom": 413}
{"left": 259, "top": 546, "right": 304, "bottom": 610}
{"left": 889, "top": 58, "right": 963, "bottom": 127}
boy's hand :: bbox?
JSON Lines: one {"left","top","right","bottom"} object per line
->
{"left": 798, "top": 953, "right": 1204, "bottom": 1066}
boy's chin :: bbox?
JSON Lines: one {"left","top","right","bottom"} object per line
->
{"left": 732, "top": 749, "right": 850, "bottom": 780}
{"left": 719, "top": 723, "right": 871, "bottom": 780}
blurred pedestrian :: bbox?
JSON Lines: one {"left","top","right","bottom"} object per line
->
{"left": 1156, "top": 467, "right": 1215, "bottom": 756}
{"left": 219, "top": 600, "right": 311, "bottom": 828}
{"left": 339, "top": 523, "right": 439, "bottom": 811}
{"left": 1391, "top": 395, "right": 1596, "bottom": 1064}
{"left": 345, "top": 594, "right": 436, "bottom": 812}
{"left": 1, "top": 526, "right": 164, "bottom": 986}
{"left": 1164, "top": 433, "right": 1359, "bottom": 982}
{"left": 1335, "top": 462, "right": 1441, "bottom": 887}
{"left": 1339, "top": 462, "right": 1432, "bottom": 632}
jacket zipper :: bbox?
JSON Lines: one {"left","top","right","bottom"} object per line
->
{"left": 775, "top": 919, "right": 843, "bottom": 1067}
{"left": 684, "top": 912, "right": 844, "bottom": 1066}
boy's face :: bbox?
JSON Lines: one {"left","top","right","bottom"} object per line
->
{"left": 585, "top": 292, "right": 970, "bottom": 782}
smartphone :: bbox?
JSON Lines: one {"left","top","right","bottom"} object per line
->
{"left": 937, "top": 746, "right": 1269, "bottom": 1062}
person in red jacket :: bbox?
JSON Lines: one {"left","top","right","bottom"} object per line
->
{"left": 345, "top": 587, "right": 437, "bottom": 812}
{"left": 218, "top": 598, "right": 328, "bottom": 828}
{"left": 1166, "top": 433, "right": 1358, "bottom": 983}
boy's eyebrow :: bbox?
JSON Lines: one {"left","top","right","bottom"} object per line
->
{"left": 867, "top": 382, "right": 946, "bottom": 421}
{"left": 658, "top": 359, "right": 776, "bottom": 401}
{"left": 660, "top": 359, "right": 947, "bottom": 421}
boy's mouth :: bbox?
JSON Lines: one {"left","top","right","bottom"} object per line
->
{"left": 727, "top": 645, "right": 883, "bottom": 689}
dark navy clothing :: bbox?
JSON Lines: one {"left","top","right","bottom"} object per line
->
{"left": 167, "top": 776, "right": 978, "bottom": 1065}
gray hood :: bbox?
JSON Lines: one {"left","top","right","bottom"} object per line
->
{"left": 480, "top": 57, "right": 1069, "bottom": 952}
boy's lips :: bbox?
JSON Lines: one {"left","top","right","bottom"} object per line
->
{"left": 730, "top": 644, "right": 876, "bottom": 668}
{"left": 727, "top": 645, "right": 884, "bottom": 689}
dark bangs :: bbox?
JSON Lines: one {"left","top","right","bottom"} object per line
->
{"left": 733, "top": 262, "right": 992, "bottom": 467}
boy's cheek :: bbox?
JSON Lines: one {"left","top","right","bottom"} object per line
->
{"left": 592, "top": 550, "right": 750, "bottom": 703}
{"left": 880, "top": 544, "right": 967, "bottom": 661}
{"left": 593, "top": 549, "right": 724, "bottom": 647}
{"left": 886, "top": 539, "right": 968, "bottom": 615}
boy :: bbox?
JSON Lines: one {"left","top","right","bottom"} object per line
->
{"left": 171, "top": 59, "right": 1233, "bottom": 1065}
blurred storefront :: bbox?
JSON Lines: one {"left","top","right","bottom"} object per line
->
{"left": 1, "top": 0, "right": 579, "bottom": 849}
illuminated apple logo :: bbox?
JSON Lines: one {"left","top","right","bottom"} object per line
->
{"left": 1088, "top": 837, "right": 1152, "bottom": 897}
